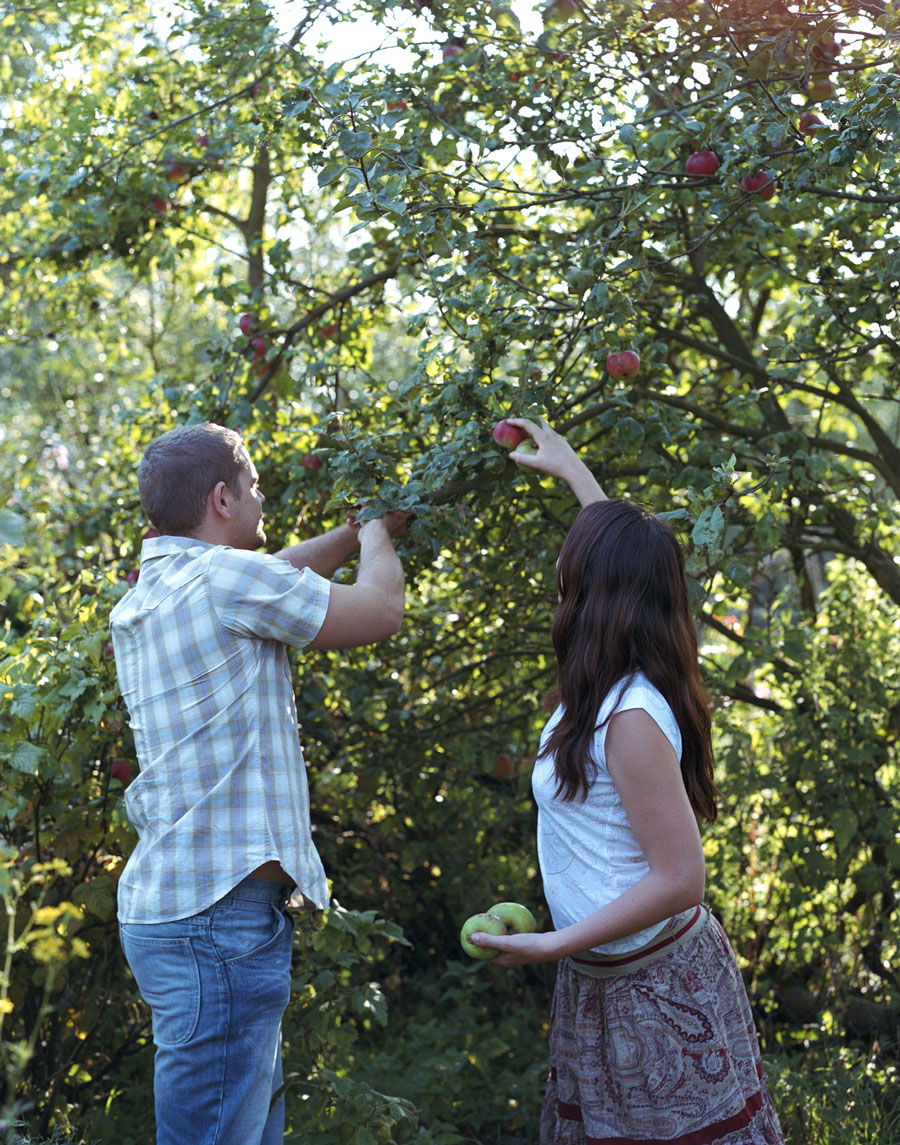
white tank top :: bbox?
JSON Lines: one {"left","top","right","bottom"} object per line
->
{"left": 532, "top": 672, "right": 684, "bottom": 954}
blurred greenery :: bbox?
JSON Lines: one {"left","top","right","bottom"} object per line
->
{"left": 2, "top": 0, "right": 899, "bottom": 1140}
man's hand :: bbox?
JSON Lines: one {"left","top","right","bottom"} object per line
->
{"left": 465, "top": 928, "right": 562, "bottom": 967}
{"left": 352, "top": 510, "right": 413, "bottom": 541}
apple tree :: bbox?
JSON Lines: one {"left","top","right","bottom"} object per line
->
{"left": 2, "top": 0, "right": 900, "bottom": 1137}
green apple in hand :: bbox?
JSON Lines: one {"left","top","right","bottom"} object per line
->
{"left": 488, "top": 902, "right": 537, "bottom": 934}
{"left": 459, "top": 913, "right": 506, "bottom": 959}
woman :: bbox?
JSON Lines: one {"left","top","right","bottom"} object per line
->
{"left": 469, "top": 418, "right": 784, "bottom": 1144}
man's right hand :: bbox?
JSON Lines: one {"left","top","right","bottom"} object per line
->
{"left": 357, "top": 510, "right": 413, "bottom": 541}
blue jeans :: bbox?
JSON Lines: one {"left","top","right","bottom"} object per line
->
{"left": 120, "top": 876, "right": 296, "bottom": 1145}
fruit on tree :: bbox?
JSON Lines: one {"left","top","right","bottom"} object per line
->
{"left": 740, "top": 169, "right": 777, "bottom": 200}
{"left": 459, "top": 912, "right": 506, "bottom": 959}
{"left": 442, "top": 39, "right": 465, "bottom": 61}
{"left": 302, "top": 453, "right": 323, "bottom": 471}
{"left": 488, "top": 902, "right": 537, "bottom": 934}
{"left": 251, "top": 336, "right": 269, "bottom": 358}
{"left": 319, "top": 322, "right": 338, "bottom": 339}
{"left": 543, "top": 0, "right": 583, "bottom": 24}
{"left": 492, "top": 420, "right": 527, "bottom": 449}
{"left": 799, "top": 112, "right": 825, "bottom": 136}
{"left": 812, "top": 36, "right": 840, "bottom": 63}
{"left": 606, "top": 350, "right": 641, "bottom": 380}
{"left": 239, "top": 313, "right": 254, "bottom": 336}
{"left": 685, "top": 151, "right": 720, "bottom": 178}
{"left": 493, "top": 752, "right": 514, "bottom": 778}
{"left": 110, "top": 759, "right": 133, "bottom": 785}
{"left": 807, "top": 77, "right": 835, "bottom": 101}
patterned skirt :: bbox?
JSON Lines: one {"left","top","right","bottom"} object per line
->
{"left": 539, "top": 912, "right": 784, "bottom": 1144}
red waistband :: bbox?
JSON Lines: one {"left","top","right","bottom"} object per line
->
{"left": 571, "top": 904, "right": 705, "bottom": 970}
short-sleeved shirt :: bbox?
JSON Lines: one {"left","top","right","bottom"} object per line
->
{"left": 532, "top": 672, "right": 683, "bottom": 954}
{"left": 109, "top": 535, "right": 332, "bottom": 923}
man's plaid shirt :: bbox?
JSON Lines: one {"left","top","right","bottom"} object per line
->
{"left": 110, "top": 535, "right": 332, "bottom": 923}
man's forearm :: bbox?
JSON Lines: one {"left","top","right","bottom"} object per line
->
{"left": 357, "top": 524, "right": 404, "bottom": 602}
{"left": 274, "top": 524, "right": 359, "bottom": 577}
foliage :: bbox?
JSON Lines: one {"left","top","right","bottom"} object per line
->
{"left": 2, "top": 0, "right": 899, "bottom": 1139}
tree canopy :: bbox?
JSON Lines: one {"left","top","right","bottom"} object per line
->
{"left": 1, "top": 0, "right": 899, "bottom": 1139}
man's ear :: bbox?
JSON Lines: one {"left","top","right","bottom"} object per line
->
{"left": 208, "top": 480, "right": 232, "bottom": 521}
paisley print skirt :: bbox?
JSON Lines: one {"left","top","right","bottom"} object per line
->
{"left": 539, "top": 914, "right": 784, "bottom": 1144}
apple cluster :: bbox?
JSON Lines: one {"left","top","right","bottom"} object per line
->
{"left": 459, "top": 901, "right": 537, "bottom": 960}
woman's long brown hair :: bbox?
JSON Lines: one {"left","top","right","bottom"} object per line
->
{"left": 540, "top": 499, "right": 720, "bottom": 822}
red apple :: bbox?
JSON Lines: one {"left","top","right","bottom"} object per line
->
{"left": 302, "top": 453, "right": 323, "bottom": 471}
{"left": 686, "top": 150, "right": 720, "bottom": 178}
{"left": 197, "top": 132, "right": 210, "bottom": 149}
{"left": 318, "top": 322, "right": 338, "bottom": 340}
{"left": 740, "top": 170, "right": 777, "bottom": 200}
{"left": 442, "top": 39, "right": 465, "bottom": 61}
{"left": 110, "top": 759, "right": 134, "bottom": 785}
{"left": 606, "top": 350, "right": 641, "bottom": 380}
{"left": 250, "top": 335, "right": 269, "bottom": 358}
{"left": 492, "top": 420, "right": 527, "bottom": 449}
{"left": 490, "top": 751, "right": 512, "bottom": 778}
{"left": 102, "top": 642, "right": 115, "bottom": 660}
{"left": 798, "top": 112, "right": 825, "bottom": 136}
{"left": 239, "top": 313, "right": 254, "bottom": 336}
{"left": 165, "top": 161, "right": 187, "bottom": 183}
{"left": 126, "top": 569, "right": 139, "bottom": 585}
{"left": 543, "top": 0, "right": 582, "bottom": 24}
{"left": 150, "top": 197, "right": 169, "bottom": 214}
{"left": 812, "top": 37, "right": 840, "bottom": 63}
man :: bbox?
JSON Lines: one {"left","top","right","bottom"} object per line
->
{"left": 109, "top": 422, "right": 408, "bottom": 1145}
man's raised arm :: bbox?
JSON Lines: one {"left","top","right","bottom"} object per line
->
{"left": 306, "top": 516, "right": 407, "bottom": 650}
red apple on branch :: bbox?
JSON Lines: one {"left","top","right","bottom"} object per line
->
{"left": 492, "top": 752, "right": 514, "bottom": 779}
{"left": 492, "top": 420, "right": 527, "bottom": 449}
{"left": 686, "top": 151, "right": 720, "bottom": 179}
{"left": 302, "top": 453, "right": 323, "bottom": 472}
{"left": 606, "top": 350, "right": 641, "bottom": 380}
{"left": 250, "top": 336, "right": 269, "bottom": 359}
{"left": 110, "top": 759, "right": 134, "bottom": 785}
{"left": 239, "top": 313, "right": 254, "bottom": 336}
{"left": 798, "top": 112, "right": 825, "bottom": 136}
{"left": 543, "top": 0, "right": 583, "bottom": 24}
{"left": 740, "top": 170, "right": 777, "bottom": 200}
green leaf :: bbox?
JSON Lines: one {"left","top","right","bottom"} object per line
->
{"left": 338, "top": 130, "right": 373, "bottom": 160}
{"left": 692, "top": 506, "right": 725, "bottom": 550}
{"left": 832, "top": 809, "right": 859, "bottom": 853}
{"left": 7, "top": 741, "right": 48, "bottom": 774}
{"left": 0, "top": 508, "right": 24, "bottom": 547}
{"left": 318, "top": 163, "right": 346, "bottom": 188}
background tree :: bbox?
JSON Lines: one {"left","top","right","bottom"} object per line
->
{"left": 1, "top": 0, "right": 899, "bottom": 1140}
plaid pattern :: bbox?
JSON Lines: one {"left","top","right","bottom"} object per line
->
{"left": 110, "top": 536, "right": 332, "bottom": 923}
